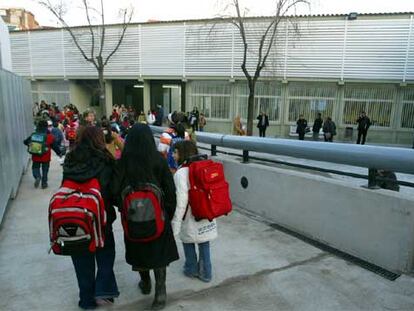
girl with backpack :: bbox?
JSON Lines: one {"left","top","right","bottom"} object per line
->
{"left": 62, "top": 126, "right": 119, "bottom": 309}
{"left": 114, "top": 124, "right": 179, "bottom": 310}
{"left": 171, "top": 140, "right": 218, "bottom": 282}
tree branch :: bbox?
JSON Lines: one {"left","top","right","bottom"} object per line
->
{"left": 234, "top": 0, "right": 251, "bottom": 82}
{"left": 104, "top": 8, "right": 133, "bottom": 66}
{"left": 39, "top": 0, "right": 98, "bottom": 69}
{"left": 98, "top": 0, "right": 105, "bottom": 57}
{"left": 81, "top": 0, "right": 95, "bottom": 60}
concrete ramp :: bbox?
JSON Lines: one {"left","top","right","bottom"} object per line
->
{"left": 0, "top": 157, "right": 414, "bottom": 310}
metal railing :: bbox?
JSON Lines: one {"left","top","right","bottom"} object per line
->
{"left": 0, "top": 69, "right": 33, "bottom": 225}
{"left": 150, "top": 126, "right": 414, "bottom": 188}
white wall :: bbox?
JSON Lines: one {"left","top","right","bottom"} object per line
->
{"left": 0, "top": 17, "right": 12, "bottom": 71}
{"left": 8, "top": 14, "right": 414, "bottom": 82}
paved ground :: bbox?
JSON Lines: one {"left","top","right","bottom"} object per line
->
{"left": 1, "top": 156, "right": 414, "bottom": 311}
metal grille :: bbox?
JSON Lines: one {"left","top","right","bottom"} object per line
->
{"left": 235, "top": 82, "right": 282, "bottom": 122}
{"left": 287, "top": 82, "right": 335, "bottom": 122}
{"left": 401, "top": 87, "right": 414, "bottom": 129}
{"left": 187, "top": 81, "right": 231, "bottom": 120}
{"left": 342, "top": 86, "right": 395, "bottom": 127}
{"left": 0, "top": 69, "right": 32, "bottom": 222}
{"left": 31, "top": 91, "right": 70, "bottom": 107}
{"left": 31, "top": 81, "right": 71, "bottom": 107}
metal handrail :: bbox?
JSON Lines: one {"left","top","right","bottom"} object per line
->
{"left": 150, "top": 126, "right": 414, "bottom": 190}
{"left": 150, "top": 126, "right": 414, "bottom": 175}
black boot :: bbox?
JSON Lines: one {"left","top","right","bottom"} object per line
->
{"left": 138, "top": 270, "right": 151, "bottom": 295}
{"left": 151, "top": 267, "right": 166, "bottom": 310}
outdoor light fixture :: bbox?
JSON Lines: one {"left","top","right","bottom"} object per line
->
{"left": 133, "top": 84, "right": 144, "bottom": 88}
{"left": 347, "top": 12, "right": 358, "bottom": 20}
{"left": 162, "top": 85, "right": 180, "bottom": 89}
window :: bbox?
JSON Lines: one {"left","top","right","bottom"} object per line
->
{"left": 30, "top": 81, "right": 71, "bottom": 107}
{"left": 287, "top": 83, "right": 335, "bottom": 122}
{"left": 401, "top": 88, "right": 414, "bottom": 129}
{"left": 188, "top": 81, "right": 231, "bottom": 120}
{"left": 342, "top": 86, "right": 395, "bottom": 128}
{"left": 235, "top": 82, "right": 281, "bottom": 122}
{"left": 31, "top": 91, "right": 70, "bottom": 107}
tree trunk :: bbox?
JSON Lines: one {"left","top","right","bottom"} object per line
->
{"left": 246, "top": 83, "right": 255, "bottom": 136}
{"left": 98, "top": 69, "right": 105, "bottom": 109}
{"left": 97, "top": 56, "right": 105, "bottom": 110}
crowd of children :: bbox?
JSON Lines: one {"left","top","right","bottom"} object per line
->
{"left": 26, "top": 101, "right": 224, "bottom": 311}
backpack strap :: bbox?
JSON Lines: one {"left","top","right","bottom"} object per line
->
{"left": 182, "top": 205, "right": 189, "bottom": 221}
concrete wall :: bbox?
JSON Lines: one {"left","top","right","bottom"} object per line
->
{"left": 220, "top": 157, "right": 414, "bottom": 273}
{"left": 69, "top": 81, "right": 94, "bottom": 116}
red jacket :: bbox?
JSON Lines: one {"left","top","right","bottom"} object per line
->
{"left": 32, "top": 134, "right": 55, "bottom": 163}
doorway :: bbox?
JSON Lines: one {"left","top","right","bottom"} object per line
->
{"left": 150, "top": 80, "right": 185, "bottom": 115}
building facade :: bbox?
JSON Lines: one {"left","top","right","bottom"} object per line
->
{"left": 8, "top": 13, "right": 414, "bottom": 144}
{"left": 0, "top": 8, "right": 40, "bottom": 31}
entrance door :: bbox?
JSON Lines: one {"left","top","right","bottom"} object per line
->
{"left": 162, "top": 85, "right": 181, "bottom": 115}
{"left": 150, "top": 81, "right": 183, "bottom": 117}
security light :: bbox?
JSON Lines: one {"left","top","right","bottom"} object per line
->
{"left": 162, "top": 85, "right": 180, "bottom": 89}
{"left": 133, "top": 84, "right": 144, "bottom": 88}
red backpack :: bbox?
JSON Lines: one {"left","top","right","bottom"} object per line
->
{"left": 49, "top": 178, "right": 106, "bottom": 255}
{"left": 121, "top": 183, "right": 165, "bottom": 243}
{"left": 66, "top": 126, "right": 77, "bottom": 142}
{"left": 186, "top": 157, "right": 232, "bottom": 221}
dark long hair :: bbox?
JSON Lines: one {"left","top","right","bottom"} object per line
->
{"left": 101, "top": 120, "right": 114, "bottom": 144}
{"left": 120, "top": 123, "right": 159, "bottom": 184}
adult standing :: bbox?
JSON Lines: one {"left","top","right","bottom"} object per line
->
{"left": 190, "top": 107, "right": 200, "bottom": 131}
{"left": 322, "top": 117, "right": 336, "bottom": 142}
{"left": 198, "top": 113, "right": 207, "bottom": 132}
{"left": 296, "top": 115, "right": 308, "bottom": 141}
{"left": 356, "top": 111, "right": 371, "bottom": 145}
{"left": 63, "top": 126, "right": 119, "bottom": 309}
{"left": 312, "top": 113, "right": 323, "bottom": 141}
{"left": 114, "top": 124, "right": 179, "bottom": 310}
{"left": 256, "top": 112, "right": 269, "bottom": 137}
{"left": 155, "top": 105, "right": 164, "bottom": 126}
{"left": 232, "top": 115, "right": 245, "bottom": 136}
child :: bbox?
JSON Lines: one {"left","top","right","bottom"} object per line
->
{"left": 171, "top": 140, "right": 217, "bottom": 282}
{"left": 24, "top": 119, "right": 61, "bottom": 189}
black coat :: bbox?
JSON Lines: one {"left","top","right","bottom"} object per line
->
{"left": 357, "top": 116, "right": 371, "bottom": 131}
{"left": 113, "top": 154, "right": 179, "bottom": 269}
{"left": 312, "top": 117, "right": 323, "bottom": 133}
{"left": 296, "top": 119, "right": 308, "bottom": 134}
{"left": 256, "top": 115, "right": 269, "bottom": 128}
{"left": 62, "top": 144, "right": 117, "bottom": 226}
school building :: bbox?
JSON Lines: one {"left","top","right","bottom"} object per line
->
{"left": 7, "top": 12, "right": 414, "bottom": 144}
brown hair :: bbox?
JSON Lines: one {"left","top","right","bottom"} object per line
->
{"left": 76, "top": 126, "right": 111, "bottom": 157}
{"left": 174, "top": 140, "right": 198, "bottom": 166}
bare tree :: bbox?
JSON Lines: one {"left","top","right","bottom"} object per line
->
{"left": 39, "top": 0, "right": 133, "bottom": 112}
{"left": 228, "top": 0, "right": 309, "bottom": 136}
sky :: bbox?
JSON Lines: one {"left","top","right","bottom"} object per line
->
{"left": 1, "top": 0, "right": 413, "bottom": 27}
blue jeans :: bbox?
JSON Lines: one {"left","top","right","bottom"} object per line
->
{"left": 32, "top": 161, "right": 49, "bottom": 186}
{"left": 182, "top": 242, "right": 212, "bottom": 282}
{"left": 71, "top": 229, "right": 119, "bottom": 309}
